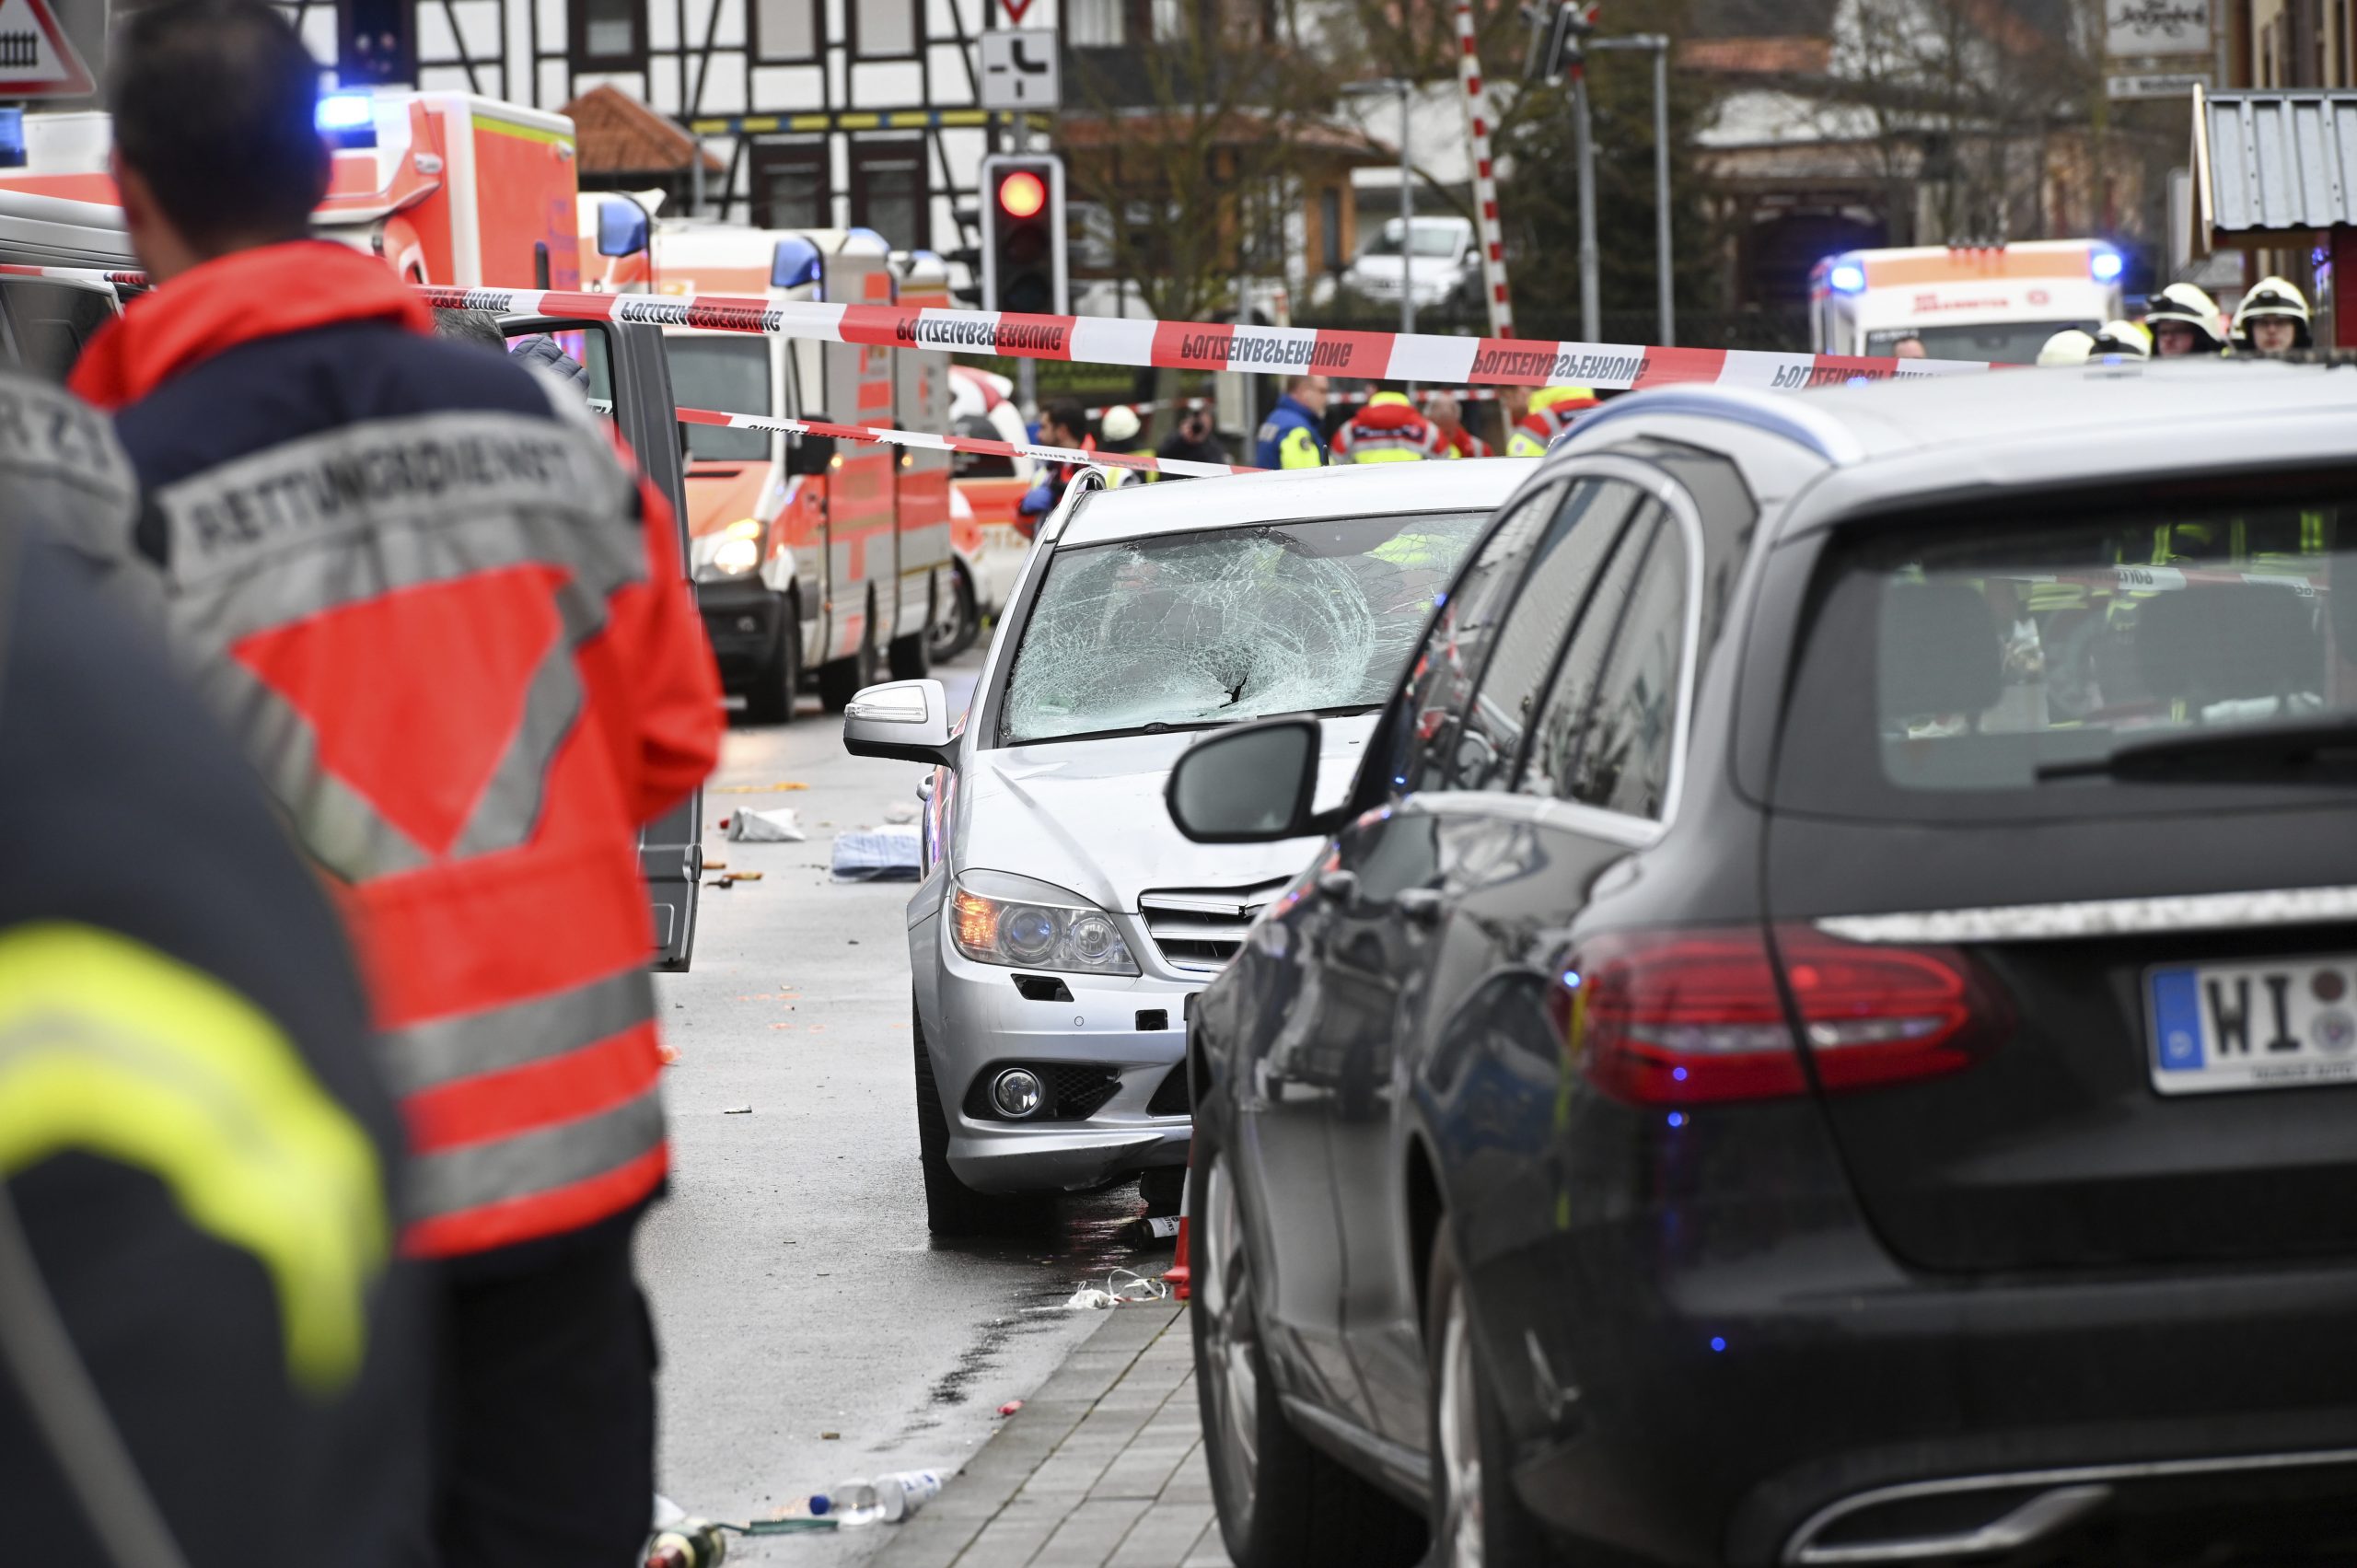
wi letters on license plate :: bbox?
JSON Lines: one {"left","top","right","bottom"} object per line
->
{"left": 2147, "top": 957, "right": 2357, "bottom": 1094}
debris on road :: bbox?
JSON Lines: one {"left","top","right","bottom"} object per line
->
{"left": 707, "top": 871, "right": 764, "bottom": 889}
{"left": 724, "top": 806, "right": 807, "bottom": 842}
{"left": 722, "top": 1105, "right": 753, "bottom": 1115}
{"left": 1064, "top": 1269, "right": 1172, "bottom": 1310}
{"left": 831, "top": 824, "right": 923, "bottom": 881}
{"left": 997, "top": 1400, "right": 1024, "bottom": 1417}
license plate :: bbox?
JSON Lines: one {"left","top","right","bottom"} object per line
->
{"left": 2146, "top": 957, "right": 2357, "bottom": 1094}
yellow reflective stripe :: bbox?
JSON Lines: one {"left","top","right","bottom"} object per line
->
{"left": 0, "top": 923, "right": 388, "bottom": 1393}
{"left": 1278, "top": 427, "right": 1324, "bottom": 469}
{"left": 1353, "top": 447, "right": 1426, "bottom": 462}
{"left": 1506, "top": 430, "right": 1546, "bottom": 458}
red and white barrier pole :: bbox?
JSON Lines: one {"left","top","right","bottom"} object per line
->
{"left": 1455, "top": 0, "right": 1515, "bottom": 340}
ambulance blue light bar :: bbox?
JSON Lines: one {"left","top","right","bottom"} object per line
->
{"left": 1828, "top": 261, "right": 1867, "bottom": 295}
{"left": 317, "top": 93, "right": 375, "bottom": 131}
{"left": 2091, "top": 248, "right": 2124, "bottom": 283}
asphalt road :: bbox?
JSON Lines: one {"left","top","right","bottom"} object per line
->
{"left": 638, "top": 650, "right": 1166, "bottom": 1562}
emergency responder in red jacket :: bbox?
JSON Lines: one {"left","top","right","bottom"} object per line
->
{"left": 1329, "top": 389, "right": 1445, "bottom": 462}
{"left": 71, "top": 5, "right": 724, "bottom": 1563}
{"left": 0, "top": 368, "right": 426, "bottom": 1568}
{"left": 1422, "top": 391, "right": 1492, "bottom": 458}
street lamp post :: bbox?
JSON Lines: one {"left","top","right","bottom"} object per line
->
{"left": 1342, "top": 78, "right": 1417, "bottom": 338}
{"left": 1590, "top": 33, "right": 1674, "bottom": 346}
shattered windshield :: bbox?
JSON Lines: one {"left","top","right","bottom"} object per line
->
{"left": 999, "top": 510, "right": 1489, "bottom": 746}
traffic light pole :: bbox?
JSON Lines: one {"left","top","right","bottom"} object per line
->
{"left": 1589, "top": 33, "right": 1673, "bottom": 346}
{"left": 1004, "top": 114, "right": 1038, "bottom": 417}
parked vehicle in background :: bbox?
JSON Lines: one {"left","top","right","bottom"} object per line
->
{"left": 584, "top": 202, "right": 952, "bottom": 721}
{"left": 1327, "top": 215, "right": 1479, "bottom": 318}
{"left": 1811, "top": 238, "right": 2124, "bottom": 364}
{"left": 1165, "top": 361, "right": 2357, "bottom": 1568}
{"left": 842, "top": 460, "right": 1525, "bottom": 1235}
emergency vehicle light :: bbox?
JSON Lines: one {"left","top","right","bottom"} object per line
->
{"left": 772, "top": 236, "right": 822, "bottom": 292}
{"left": 317, "top": 93, "right": 375, "bottom": 132}
{"left": 1829, "top": 262, "right": 1866, "bottom": 295}
{"left": 2091, "top": 248, "right": 2124, "bottom": 283}
{"left": 0, "top": 110, "right": 22, "bottom": 170}
{"left": 598, "top": 199, "right": 650, "bottom": 259}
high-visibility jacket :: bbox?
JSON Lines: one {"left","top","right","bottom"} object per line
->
{"left": 1330, "top": 393, "right": 1444, "bottom": 463}
{"left": 1436, "top": 424, "right": 1493, "bottom": 459}
{"left": 74, "top": 240, "right": 725, "bottom": 1260}
{"left": 1506, "top": 386, "right": 1600, "bottom": 457}
{"left": 1254, "top": 394, "right": 1329, "bottom": 469}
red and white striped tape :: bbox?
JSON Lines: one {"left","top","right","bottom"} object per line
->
{"left": 677, "top": 406, "right": 1259, "bottom": 477}
{"left": 417, "top": 285, "right": 1990, "bottom": 391}
{"left": 1455, "top": 0, "right": 1515, "bottom": 339}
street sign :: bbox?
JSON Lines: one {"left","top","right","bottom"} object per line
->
{"left": 978, "top": 29, "right": 1059, "bottom": 112}
{"left": 2105, "top": 0, "right": 2212, "bottom": 58}
{"left": 2108, "top": 69, "right": 2210, "bottom": 99}
{"left": 0, "top": 0, "right": 93, "bottom": 98}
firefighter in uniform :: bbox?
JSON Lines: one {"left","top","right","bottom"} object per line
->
{"left": 0, "top": 367, "right": 425, "bottom": 1568}
{"left": 2232, "top": 276, "right": 2314, "bottom": 356}
{"left": 1506, "top": 384, "right": 1599, "bottom": 456}
{"left": 1330, "top": 389, "right": 1445, "bottom": 462}
{"left": 72, "top": 6, "right": 724, "bottom": 1563}
{"left": 2145, "top": 283, "right": 2230, "bottom": 356}
{"left": 1254, "top": 374, "right": 1331, "bottom": 468}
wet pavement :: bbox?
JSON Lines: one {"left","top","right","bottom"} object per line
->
{"left": 639, "top": 652, "right": 1175, "bottom": 1562}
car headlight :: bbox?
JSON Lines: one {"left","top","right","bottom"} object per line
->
{"left": 706, "top": 517, "right": 762, "bottom": 577}
{"left": 949, "top": 872, "right": 1138, "bottom": 976}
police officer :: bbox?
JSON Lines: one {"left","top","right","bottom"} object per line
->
{"left": 1329, "top": 389, "right": 1444, "bottom": 462}
{"left": 1255, "top": 374, "right": 1330, "bottom": 468}
{"left": 1506, "top": 384, "right": 1598, "bottom": 456}
{"left": 2145, "top": 283, "right": 2230, "bottom": 356}
{"left": 0, "top": 368, "right": 425, "bottom": 1568}
{"left": 2232, "top": 276, "right": 2314, "bottom": 356}
{"left": 72, "top": 6, "right": 724, "bottom": 1563}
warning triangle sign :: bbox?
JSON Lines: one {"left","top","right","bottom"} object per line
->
{"left": 0, "top": 0, "right": 93, "bottom": 97}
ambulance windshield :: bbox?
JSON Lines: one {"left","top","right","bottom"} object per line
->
{"left": 999, "top": 509, "right": 1488, "bottom": 746}
{"left": 1866, "top": 321, "right": 2096, "bottom": 366}
{"left": 665, "top": 337, "right": 772, "bottom": 461}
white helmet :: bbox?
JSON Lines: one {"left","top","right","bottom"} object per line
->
{"left": 2145, "top": 283, "right": 2229, "bottom": 354}
{"left": 2088, "top": 319, "right": 2151, "bottom": 359}
{"left": 1098, "top": 405, "right": 1143, "bottom": 443}
{"left": 2037, "top": 329, "right": 2095, "bottom": 366}
{"left": 2231, "top": 275, "right": 2313, "bottom": 351}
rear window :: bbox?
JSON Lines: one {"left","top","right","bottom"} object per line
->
{"left": 1774, "top": 499, "right": 2353, "bottom": 821}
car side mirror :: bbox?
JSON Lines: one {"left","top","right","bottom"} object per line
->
{"left": 842, "top": 679, "right": 958, "bottom": 770}
{"left": 1166, "top": 716, "right": 1322, "bottom": 843}
{"left": 787, "top": 430, "right": 838, "bottom": 476}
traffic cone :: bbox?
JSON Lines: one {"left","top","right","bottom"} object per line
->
{"left": 1162, "top": 1149, "right": 1192, "bottom": 1301}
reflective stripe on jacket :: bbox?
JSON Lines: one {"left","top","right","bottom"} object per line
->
{"left": 1255, "top": 395, "right": 1328, "bottom": 469}
{"left": 1330, "top": 401, "right": 1443, "bottom": 463}
{"left": 77, "top": 241, "right": 725, "bottom": 1259}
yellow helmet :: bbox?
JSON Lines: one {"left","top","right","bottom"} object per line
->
{"left": 1366, "top": 390, "right": 1415, "bottom": 409}
{"left": 1530, "top": 385, "right": 1598, "bottom": 413}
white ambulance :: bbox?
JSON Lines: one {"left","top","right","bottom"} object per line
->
{"left": 1809, "top": 240, "right": 2126, "bottom": 365}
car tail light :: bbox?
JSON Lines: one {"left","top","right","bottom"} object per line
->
{"left": 1563, "top": 925, "right": 1995, "bottom": 1105}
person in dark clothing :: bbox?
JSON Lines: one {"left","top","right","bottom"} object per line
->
{"left": 73, "top": 6, "right": 724, "bottom": 1565}
{"left": 1155, "top": 403, "right": 1231, "bottom": 470}
{"left": 0, "top": 367, "right": 425, "bottom": 1568}
{"left": 1017, "top": 399, "right": 1096, "bottom": 523}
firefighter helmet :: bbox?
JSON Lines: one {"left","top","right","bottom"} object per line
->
{"left": 2230, "top": 275, "right": 2314, "bottom": 351}
{"left": 2037, "top": 329, "right": 2095, "bottom": 366}
{"left": 2144, "top": 283, "right": 2229, "bottom": 354}
{"left": 2088, "top": 319, "right": 2152, "bottom": 359}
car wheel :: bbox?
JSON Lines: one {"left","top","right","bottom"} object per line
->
{"left": 911, "top": 1002, "right": 1051, "bottom": 1237}
{"left": 818, "top": 602, "right": 879, "bottom": 712}
{"left": 741, "top": 601, "right": 799, "bottom": 726}
{"left": 1426, "top": 1223, "right": 1559, "bottom": 1568}
{"left": 1193, "top": 1132, "right": 1425, "bottom": 1568}
{"left": 928, "top": 559, "right": 980, "bottom": 664}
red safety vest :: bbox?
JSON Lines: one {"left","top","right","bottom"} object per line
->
{"left": 74, "top": 243, "right": 725, "bottom": 1258}
{"left": 1329, "top": 401, "right": 1445, "bottom": 462}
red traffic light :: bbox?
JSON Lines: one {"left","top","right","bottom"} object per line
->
{"left": 998, "top": 170, "right": 1047, "bottom": 220}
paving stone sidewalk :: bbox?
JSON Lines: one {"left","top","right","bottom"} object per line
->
{"left": 869, "top": 1301, "right": 1232, "bottom": 1568}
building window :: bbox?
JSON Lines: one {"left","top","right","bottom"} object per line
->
{"left": 753, "top": 142, "right": 831, "bottom": 231}
{"left": 754, "top": 0, "right": 819, "bottom": 60}
{"left": 1066, "top": 0, "right": 1123, "bottom": 45}
{"left": 573, "top": 0, "right": 645, "bottom": 67}
{"left": 853, "top": 0, "right": 919, "bottom": 57}
{"left": 851, "top": 140, "right": 927, "bottom": 248}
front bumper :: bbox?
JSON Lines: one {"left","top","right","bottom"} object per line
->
{"left": 695, "top": 577, "right": 784, "bottom": 676}
{"left": 923, "top": 925, "right": 1196, "bottom": 1195}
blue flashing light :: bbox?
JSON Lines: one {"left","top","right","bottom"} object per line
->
{"left": 1828, "top": 261, "right": 1867, "bottom": 295}
{"left": 2091, "top": 248, "right": 2124, "bottom": 284}
{"left": 771, "top": 235, "right": 823, "bottom": 291}
{"left": 1433, "top": 590, "right": 1447, "bottom": 607}
{"left": 1671, "top": 1065, "right": 1688, "bottom": 1082}
{"left": 1709, "top": 1336, "right": 1727, "bottom": 1353}
{"left": 0, "top": 109, "right": 22, "bottom": 170}
{"left": 844, "top": 226, "right": 890, "bottom": 254}
{"left": 317, "top": 93, "right": 375, "bottom": 132}
{"left": 598, "top": 199, "right": 650, "bottom": 260}
{"left": 1667, "top": 1111, "right": 1688, "bottom": 1129}
{"left": 1561, "top": 970, "right": 1581, "bottom": 989}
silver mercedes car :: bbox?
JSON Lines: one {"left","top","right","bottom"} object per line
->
{"left": 842, "top": 459, "right": 1527, "bottom": 1234}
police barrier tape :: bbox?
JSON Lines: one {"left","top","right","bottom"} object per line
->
{"left": 414, "top": 285, "right": 1991, "bottom": 392}
{"left": 675, "top": 406, "right": 1260, "bottom": 477}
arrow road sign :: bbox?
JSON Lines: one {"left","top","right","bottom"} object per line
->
{"left": 978, "top": 29, "right": 1059, "bottom": 112}
{"left": 0, "top": 0, "right": 92, "bottom": 97}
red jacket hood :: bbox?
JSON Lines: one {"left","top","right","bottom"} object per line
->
{"left": 71, "top": 240, "right": 434, "bottom": 409}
